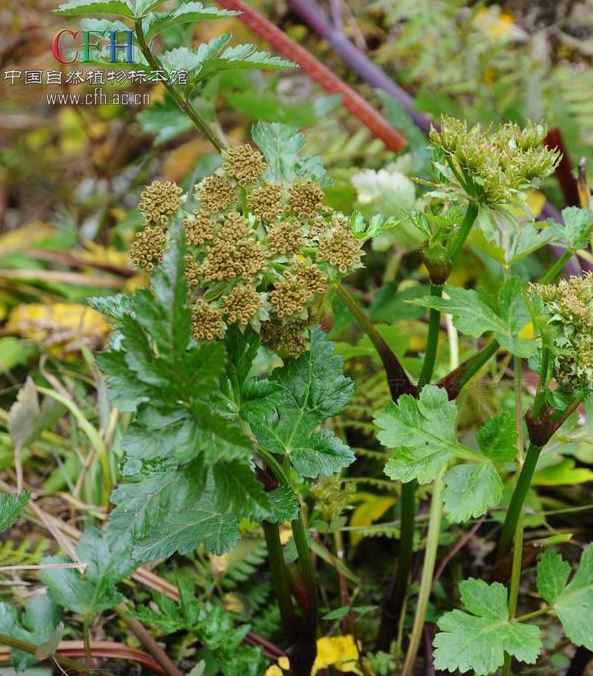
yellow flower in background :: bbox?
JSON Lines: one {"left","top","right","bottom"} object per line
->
{"left": 264, "top": 666, "right": 284, "bottom": 676}
{"left": 314, "top": 635, "right": 362, "bottom": 673}
{"left": 264, "top": 635, "right": 362, "bottom": 675}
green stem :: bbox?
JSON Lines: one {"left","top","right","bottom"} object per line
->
{"left": 504, "top": 513, "right": 524, "bottom": 676}
{"left": 262, "top": 522, "right": 298, "bottom": 642}
{"left": 418, "top": 284, "right": 443, "bottom": 386}
{"left": 503, "top": 361, "right": 526, "bottom": 676}
{"left": 83, "top": 619, "right": 92, "bottom": 667}
{"left": 515, "top": 606, "right": 551, "bottom": 622}
{"left": 401, "top": 471, "right": 445, "bottom": 674}
{"left": 134, "top": 19, "right": 226, "bottom": 153}
{"left": 497, "top": 442, "right": 541, "bottom": 558}
{"left": 375, "top": 479, "right": 416, "bottom": 651}
{"left": 541, "top": 250, "right": 573, "bottom": 284}
{"left": 258, "top": 448, "right": 318, "bottom": 672}
{"left": 438, "top": 339, "right": 499, "bottom": 399}
{"left": 338, "top": 285, "right": 416, "bottom": 398}
{"left": 449, "top": 202, "right": 479, "bottom": 263}
{"left": 0, "top": 633, "right": 88, "bottom": 673}
{"left": 291, "top": 515, "right": 319, "bottom": 622}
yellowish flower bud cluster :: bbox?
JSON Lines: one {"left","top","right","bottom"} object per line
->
{"left": 288, "top": 180, "right": 325, "bottom": 219}
{"left": 184, "top": 254, "right": 201, "bottom": 288}
{"left": 223, "top": 284, "right": 262, "bottom": 326}
{"left": 267, "top": 219, "right": 304, "bottom": 256}
{"left": 134, "top": 144, "right": 364, "bottom": 354}
{"left": 195, "top": 176, "right": 236, "bottom": 213}
{"left": 429, "top": 117, "right": 559, "bottom": 205}
{"left": 248, "top": 182, "right": 284, "bottom": 221}
{"left": 311, "top": 475, "right": 356, "bottom": 521}
{"left": 222, "top": 144, "right": 267, "bottom": 186}
{"left": 192, "top": 301, "right": 225, "bottom": 342}
{"left": 138, "top": 180, "right": 183, "bottom": 226}
{"left": 261, "top": 314, "right": 309, "bottom": 357}
{"left": 318, "top": 227, "right": 362, "bottom": 273}
{"left": 183, "top": 211, "right": 215, "bottom": 246}
{"left": 129, "top": 226, "right": 167, "bottom": 271}
{"left": 533, "top": 274, "right": 593, "bottom": 390}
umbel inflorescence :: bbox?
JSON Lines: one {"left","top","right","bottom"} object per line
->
{"left": 429, "top": 117, "right": 560, "bottom": 206}
{"left": 532, "top": 274, "right": 593, "bottom": 391}
{"left": 129, "top": 144, "right": 363, "bottom": 355}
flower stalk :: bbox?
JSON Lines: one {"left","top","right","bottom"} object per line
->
{"left": 134, "top": 19, "right": 226, "bottom": 153}
{"left": 401, "top": 471, "right": 445, "bottom": 675}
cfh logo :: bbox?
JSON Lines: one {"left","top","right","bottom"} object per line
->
{"left": 51, "top": 30, "right": 136, "bottom": 64}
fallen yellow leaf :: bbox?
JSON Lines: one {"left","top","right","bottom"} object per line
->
{"left": 350, "top": 493, "right": 396, "bottom": 547}
{"left": 5, "top": 303, "right": 110, "bottom": 357}
{"left": 0, "top": 222, "right": 55, "bottom": 253}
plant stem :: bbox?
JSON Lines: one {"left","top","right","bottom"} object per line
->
{"left": 258, "top": 447, "right": 318, "bottom": 673}
{"left": 83, "top": 619, "right": 92, "bottom": 668}
{"left": 449, "top": 202, "right": 479, "bottom": 263}
{"left": 115, "top": 604, "right": 184, "bottom": 676}
{"left": 338, "top": 284, "right": 416, "bottom": 398}
{"left": 515, "top": 606, "right": 551, "bottom": 622}
{"left": 291, "top": 515, "right": 319, "bottom": 622}
{"left": 290, "top": 513, "right": 319, "bottom": 675}
{"left": 502, "top": 360, "right": 526, "bottom": 676}
{"left": 0, "top": 633, "right": 88, "bottom": 673}
{"left": 497, "top": 442, "right": 541, "bottom": 558}
{"left": 401, "top": 471, "right": 444, "bottom": 675}
{"left": 262, "top": 522, "right": 298, "bottom": 642}
{"left": 418, "top": 284, "right": 443, "bottom": 386}
{"left": 437, "top": 339, "right": 499, "bottom": 399}
{"left": 508, "top": 512, "right": 525, "bottom": 618}
{"left": 541, "top": 250, "right": 573, "bottom": 284}
{"left": 375, "top": 479, "right": 416, "bottom": 651}
{"left": 134, "top": 19, "right": 226, "bottom": 153}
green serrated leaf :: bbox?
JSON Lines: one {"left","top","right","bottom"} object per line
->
{"left": 132, "top": 498, "right": 240, "bottom": 560}
{"left": 107, "top": 470, "right": 195, "bottom": 556}
{"left": 550, "top": 207, "right": 593, "bottom": 252}
{"left": 55, "top": 0, "right": 133, "bottom": 17}
{"left": 536, "top": 549, "right": 572, "bottom": 605}
{"left": 251, "top": 122, "right": 325, "bottom": 183}
{"left": 199, "top": 43, "right": 294, "bottom": 80}
{"left": 0, "top": 593, "right": 61, "bottom": 672}
{"left": 133, "top": 0, "right": 162, "bottom": 16}
{"left": 212, "top": 460, "right": 270, "bottom": 516}
{"left": 160, "top": 46, "right": 206, "bottom": 73}
{"left": 264, "top": 485, "right": 300, "bottom": 523}
{"left": 375, "top": 385, "right": 482, "bottom": 484}
{"left": 88, "top": 293, "right": 134, "bottom": 319}
{"left": 0, "top": 491, "right": 30, "bottom": 533}
{"left": 443, "top": 463, "right": 502, "bottom": 522}
{"left": 41, "top": 529, "right": 134, "bottom": 617}
{"left": 246, "top": 327, "right": 354, "bottom": 479}
{"left": 144, "top": 2, "right": 237, "bottom": 39}
{"left": 537, "top": 545, "right": 593, "bottom": 650}
{"left": 411, "top": 279, "right": 536, "bottom": 357}
{"left": 476, "top": 412, "right": 517, "bottom": 463}
{"left": 433, "top": 578, "right": 542, "bottom": 675}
